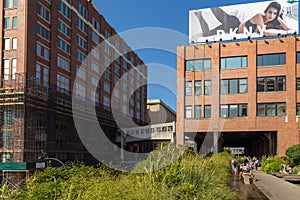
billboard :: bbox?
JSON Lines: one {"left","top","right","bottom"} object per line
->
{"left": 189, "top": 0, "right": 299, "bottom": 43}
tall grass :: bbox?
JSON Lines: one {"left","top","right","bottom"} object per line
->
{"left": 9, "top": 145, "right": 239, "bottom": 200}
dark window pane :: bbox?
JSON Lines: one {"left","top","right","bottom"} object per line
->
{"left": 257, "top": 104, "right": 265, "bottom": 116}
{"left": 297, "top": 78, "right": 300, "bottom": 90}
{"left": 266, "top": 103, "right": 276, "bottom": 116}
{"left": 277, "top": 103, "right": 286, "bottom": 116}
{"left": 204, "top": 105, "right": 211, "bottom": 118}
{"left": 277, "top": 77, "right": 286, "bottom": 91}
{"left": 297, "top": 104, "right": 300, "bottom": 115}
{"left": 239, "top": 104, "right": 247, "bottom": 117}
{"left": 257, "top": 78, "right": 265, "bottom": 92}
{"left": 267, "top": 77, "right": 275, "bottom": 92}
{"left": 297, "top": 52, "right": 300, "bottom": 64}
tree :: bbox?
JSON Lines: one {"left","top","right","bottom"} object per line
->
{"left": 286, "top": 144, "right": 300, "bottom": 166}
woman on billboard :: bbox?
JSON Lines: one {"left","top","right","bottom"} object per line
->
{"left": 196, "top": 1, "right": 292, "bottom": 37}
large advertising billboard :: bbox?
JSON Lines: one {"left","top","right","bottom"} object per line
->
{"left": 189, "top": 0, "right": 299, "bottom": 43}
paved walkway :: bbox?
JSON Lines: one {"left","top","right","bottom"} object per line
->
{"left": 252, "top": 170, "right": 300, "bottom": 200}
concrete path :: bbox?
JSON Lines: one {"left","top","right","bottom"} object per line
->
{"left": 252, "top": 170, "right": 300, "bottom": 200}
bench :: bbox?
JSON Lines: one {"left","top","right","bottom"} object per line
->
{"left": 242, "top": 173, "right": 251, "bottom": 184}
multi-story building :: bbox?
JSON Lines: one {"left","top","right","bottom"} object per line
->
{"left": 147, "top": 99, "right": 176, "bottom": 125}
{"left": 0, "top": 0, "right": 147, "bottom": 165}
{"left": 177, "top": 36, "right": 300, "bottom": 156}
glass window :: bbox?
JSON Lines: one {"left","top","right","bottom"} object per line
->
{"left": 12, "top": 16, "right": 17, "bottom": 28}
{"left": 204, "top": 105, "right": 211, "bottom": 118}
{"left": 11, "top": 59, "right": 16, "bottom": 80}
{"left": 229, "top": 79, "right": 238, "bottom": 94}
{"left": 13, "top": 0, "right": 18, "bottom": 8}
{"left": 257, "top": 53, "right": 286, "bottom": 66}
{"left": 277, "top": 77, "right": 286, "bottom": 91}
{"left": 239, "top": 104, "right": 247, "bottom": 117}
{"left": 185, "top": 59, "right": 211, "bottom": 71}
{"left": 4, "top": 38, "right": 10, "bottom": 50}
{"left": 220, "top": 105, "right": 228, "bottom": 118}
{"left": 267, "top": 77, "right": 275, "bottom": 92}
{"left": 194, "top": 105, "right": 201, "bottom": 118}
{"left": 194, "top": 60, "right": 202, "bottom": 71}
{"left": 277, "top": 103, "right": 286, "bottom": 116}
{"left": 195, "top": 81, "right": 202, "bottom": 95}
{"left": 185, "top": 106, "right": 192, "bottom": 118}
{"left": 239, "top": 79, "right": 247, "bottom": 93}
{"left": 297, "top": 103, "right": 300, "bottom": 115}
{"left": 229, "top": 105, "right": 238, "bottom": 117}
{"left": 297, "top": 78, "right": 300, "bottom": 90}
{"left": 4, "top": 18, "right": 10, "bottom": 29}
{"left": 266, "top": 103, "right": 276, "bottom": 116}
{"left": 257, "top": 104, "right": 265, "bottom": 117}
{"left": 4, "top": 60, "right": 10, "bottom": 80}
{"left": 12, "top": 38, "right": 17, "bottom": 50}
{"left": 220, "top": 80, "right": 228, "bottom": 94}
{"left": 4, "top": 0, "right": 10, "bottom": 8}
{"left": 204, "top": 80, "right": 211, "bottom": 95}
{"left": 220, "top": 56, "right": 247, "bottom": 69}
{"left": 185, "top": 81, "right": 192, "bottom": 96}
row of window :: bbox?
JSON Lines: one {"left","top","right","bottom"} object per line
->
{"left": 185, "top": 53, "right": 290, "bottom": 71}
{"left": 184, "top": 103, "right": 287, "bottom": 119}
{"left": 185, "top": 76, "right": 287, "bottom": 96}
{"left": 4, "top": 0, "right": 18, "bottom": 9}
{"left": 4, "top": 17, "right": 18, "bottom": 29}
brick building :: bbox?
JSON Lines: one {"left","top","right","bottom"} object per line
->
{"left": 0, "top": 0, "right": 147, "bottom": 164}
{"left": 177, "top": 36, "right": 300, "bottom": 156}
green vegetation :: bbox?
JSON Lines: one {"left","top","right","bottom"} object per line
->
{"left": 7, "top": 145, "right": 239, "bottom": 200}
{"left": 261, "top": 155, "right": 282, "bottom": 174}
{"left": 285, "top": 144, "right": 300, "bottom": 166}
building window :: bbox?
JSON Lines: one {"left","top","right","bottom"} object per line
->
{"left": 58, "top": 0, "right": 71, "bottom": 19}
{"left": 92, "top": 18, "right": 100, "bottom": 32}
{"left": 4, "top": 18, "right": 10, "bottom": 29}
{"left": 204, "top": 105, "right": 211, "bottom": 118}
{"left": 77, "top": 2, "right": 87, "bottom": 19}
{"left": 221, "top": 78, "right": 249, "bottom": 94}
{"left": 44, "top": 67, "right": 49, "bottom": 87}
{"left": 220, "top": 56, "right": 247, "bottom": 69}
{"left": 185, "top": 106, "right": 192, "bottom": 118}
{"left": 11, "top": 58, "right": 16, "bottom": 80}
{"left": 12, "top": 16, "right": 17, "bottom": 28}
{"left": 185, "top": 81, "right": 192, "bottom": 96}
{"left": 195, "top": 81, "right": 202, "bottom": 95}
{"left": 257, "top": 77, "right": 286, "bottom": 92}
{"left": 91, "top": 48, "right": 100, "bottom": 60}
{"left": 37, "top": 43, "right": 50, "bottom": 60}
{"left": 185, "top": 59, "right": 211, "bottom": 71}
{"left": 204, "top": 80, "right": 211, "bottom": 95}
{"left": 4, "top": 60, "right": 10, "bottom": 80}
{"left": 257, "top": 53, "right": 286, "bottom": 66}
{"left": 297, "top": 103, "right": 300, "bottom": 115}
{"left": 37, "top": 23, "right": 50, "bottom": 40}
{"left": 57, "top": 74, "right": 70, "bottom": 95}
{"left": 76, "top": 51, "right": 86, "bottom": 64}
{"left": 37, "top": 3, "right": 50, "bottom": 22}
{"left": 4, "top": 0, "right": 10, "bottom": 8}
{"left": 104, "top": 96, "right": 110, "bottom": 110}
{"left": 77, "top": 17, "right": 87, "bottom": 33}
{"left": 104, "top": 71, "right": 111, "bottom": 80}
{"left": 104, "top": 41, "right": 110, "bottom": 54}
{"left": 91, "top": 62, "right": 100, "bottom": 73}
{"left": 76, "top": 35, "right": 87, "bottom": 49}
{"left": 12, "top": 37, "right": 17, "bottom": 50}
{"left": 114, "top": 65, "right": 120, "bottom": 75}
{"left": 57, "top": 55, "right": 70, "bottom": 71}
{"left": 36, "top": 64, "right": 41, "bottom": 84}
{"left": 257, "top": 103, "right": 286, "bottom": 117}
{"left": 220, "top": 104, "right": 247, "bottom": 118}
{"left": 4, "top": 38, "right": 10, "bottom": 50}
{"left": 58, "top": 20, "right": 71, "bottom": 37}
{"left": 194, "top": 105, "right": 201, "bottom": 118}
{"left": 2, "top": 130, "right": 14, "bottom": 148}
{"left": 296, "top": 78, "right": 300, "bottom": 90}
{"left": 92, "top": 31, "right": 100, "bottom": 44}
{"left": 13, "top": 0, "right": 18, "bottom": 8}
{"left": 75, "top": 82, "right": 86, "bottom": 100}
{"left": 57, "top": 37, "right": 70, "bottom": 54}
{"left": 104, "top": 82, "right": 110, "bottom": 93}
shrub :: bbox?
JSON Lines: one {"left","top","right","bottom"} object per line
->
{"left": 286, "top": 144, "right": 300, "bottom": 166}
{"left": 261, "top": 155, "right": 282, "bottom": 174}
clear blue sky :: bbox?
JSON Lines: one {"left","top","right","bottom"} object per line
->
{"left": 95, "top": 0, "right": 269, "bottom": 111}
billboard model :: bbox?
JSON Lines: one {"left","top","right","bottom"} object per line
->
{"left": 189, "top": 0, "right": 299, "bottom": 43}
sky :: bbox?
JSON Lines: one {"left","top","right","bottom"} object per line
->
{"left": 94, "top": 0, "right": 270, "bottom": 111}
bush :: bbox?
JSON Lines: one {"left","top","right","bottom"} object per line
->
{"left": 286, "top": 144, "right": 300, "bottom": 166}
{"left": 261, "top": 155, "right": 282, "bottom": 174}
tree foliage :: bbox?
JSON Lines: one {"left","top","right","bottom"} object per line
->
{"left": 286, "top": 144, "right": 300, "bottom": 166}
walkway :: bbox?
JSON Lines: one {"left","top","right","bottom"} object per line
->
{"left": 252, "top": 170, "right": 300, "bottom": 200}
